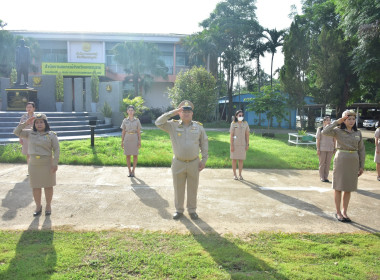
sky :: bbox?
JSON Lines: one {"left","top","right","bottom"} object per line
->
{"left": 2, "top": 0, "right": 302, "bottom": 76}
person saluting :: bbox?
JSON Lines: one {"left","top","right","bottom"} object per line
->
{"left": 155, "top": 100, "right": 208, "bottom": 220}
{"left": 13, "top": 113, "right": 60, "bottom": 216}
{"left": 322, "top": 110, "right": 365, "bottom": 223}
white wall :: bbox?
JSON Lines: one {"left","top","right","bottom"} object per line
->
{"left": 142, "top": 82, "right": 173, "bottom": 109}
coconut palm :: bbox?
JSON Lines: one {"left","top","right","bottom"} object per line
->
{"left": 112, "top": 41, "right": 167, "bottom": 96}
{"left": 263, "top": 28, "right": 286, "bottom": 88}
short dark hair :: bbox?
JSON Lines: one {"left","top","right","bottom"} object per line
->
{"left": 33, "top": 119, "right": 50, "bottom": 132}
{"left": 26, "top": 102, "right": 35, "bottom": 108}
{"left": 127, "top": 105, "right": 135, "bottom": 110}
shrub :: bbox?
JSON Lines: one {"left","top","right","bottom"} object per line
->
{"left": 168, "top": 66, "right": 217, "bottom": 122}
{"left": 101, "top": 102, "right": 112, "bottom": 118}
{"left": 56, "top": 71, "right": 64, "bottom": 102}
{"left": 91, "top": 70, "right": 99, "bottom": 102}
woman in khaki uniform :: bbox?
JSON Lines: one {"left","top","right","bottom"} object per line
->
{"left": 316, "top": 116, "right": 336, "bottom": 182}
{"left": 230, "top": 110, "right": 250, "bottom": 180}
{"left": 13, "top": 113, "right": 60, "bottom": 216}
{"left": 121, "top": 106, "right": 141, "bottom": 177}
{"left": 19, "top": 101, "right": 36, "bottom": 164}
{"left": 322, "top": 110, "right": 365, "bottom": 223}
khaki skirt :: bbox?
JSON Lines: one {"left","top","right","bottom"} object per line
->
{"left": 28, "top": 155, "right": 56, "bottom": 188}
{"left": 123, "top": 133, "right": 139, "bottom": 156}
{"left": 332, "top": 150, "right": 359, "bottom": 192}
{"left": 230, "top": 145, "right": 247, "bottom": 160}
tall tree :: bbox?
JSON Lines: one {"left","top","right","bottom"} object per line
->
{"left": 263, "top": 28, "right": 286, "bottom": 88}
{"left": 280, "top": 16, "right": 310, "bottom": 129}
{"left": 334, "top": 0, "right": 380, "bottom": 101}
{"left": 112, "top": 41, "right": 168, "bottom": 96}
{"left": 0, "top": 27, "right": 16, "bottom": 77}
{"left": 199, "top": 0, "right": 261, "bottom": 121}
{"left": 245, "top": 29, "right": 269, "bottom": 92}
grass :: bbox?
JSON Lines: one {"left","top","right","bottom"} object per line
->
{"left": 0, "top": 230, "right": 378, "bottom": 279}
{"left": 0, "top": 130, "right": 376, "bottom": 170}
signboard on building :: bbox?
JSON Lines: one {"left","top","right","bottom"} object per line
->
{"left": 68, "top": 41, "right": 105, "bottom": 63}
{"left": 42, "top": 62, "right": 105, "bottom": 76}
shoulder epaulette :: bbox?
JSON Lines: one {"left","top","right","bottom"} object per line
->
{"left": 173, "top": 119, "right": 179, "bottom": 122}
{"left": 194, "top": 121, "right": 203, "bottom": 126}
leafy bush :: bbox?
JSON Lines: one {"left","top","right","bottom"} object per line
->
{"left": 101, "top": 101, "right": 112, "bottom": 118}
{"left": 56, "top": 71, "right": 64, "bottom": 102}
{"left": 91, "top": 70, "right": 99, "bottom": 102}
{"left": 168, "top": 66, "right": 217, "bottom": 122}
{"left": 121, "top": 95, "right": 148, "bottom": 117}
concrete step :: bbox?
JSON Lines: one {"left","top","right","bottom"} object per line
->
{"left": 0, "top": 111, "right": 119, "bottom": 141}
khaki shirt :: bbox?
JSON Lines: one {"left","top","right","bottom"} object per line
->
{"left": 322, "top": 120, "right": 365, "bottom": 168}
{"left": 316, "top": 126, "right": 335, "bottom": 152}
{"left": 230, "top": 121, "right": 249, "bottom": 146}
{"left": 20, "top": 113, "right": 35, "bottom": 129}
{"left": 120, "top": 117, "right": 141, "bottom": 133}
{"left": 14, "top": 122, "right": 60, "bottom": 166}
{"left": 155, "top": 111, "right": 208, "bottom": 164}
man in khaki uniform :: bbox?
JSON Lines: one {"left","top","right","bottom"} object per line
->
{"left": 155, "top": 100, "right": 208, "bottom": 220}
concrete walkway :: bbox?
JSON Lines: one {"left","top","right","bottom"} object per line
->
{"left": 1, "top": 163, "right": 379, "bottom": 234}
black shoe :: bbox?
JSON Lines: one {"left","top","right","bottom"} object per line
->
{"left": 173, "top": 212, "right": 183, "bottom": 220}
{"left": 189, "top": 213, "right": 199, "bottom": 220}
{"left": 45, "top": 210, "right": 51, "bottom": 216}
{"left": 33, "top": 206, "right": 42, "bottom": 217}
{"left": 324, "top": 179, "right": 330, "bottom": 183}
{"left": 335, "top": 214, "right": 345, "bottom": 222}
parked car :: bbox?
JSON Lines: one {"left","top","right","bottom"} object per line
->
{"left": 296, "top": 115, "right": 308, "bottom": 121}
{"left": 363, "top": 119, "right": 377, "bottom": 130}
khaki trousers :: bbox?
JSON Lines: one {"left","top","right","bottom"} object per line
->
{"left": 171, "top": 158, "right": 199, "bottom": 213}
{"left": 318, "top": 151, "right": 334, "bottom": 180}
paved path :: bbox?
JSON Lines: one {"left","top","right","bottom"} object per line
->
{"left": 1, "top": 164, "right": 379, "bottom": 234}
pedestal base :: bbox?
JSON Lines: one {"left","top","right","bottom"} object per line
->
{"left": 6, "top": 88, "right": 38, "bottom": 110}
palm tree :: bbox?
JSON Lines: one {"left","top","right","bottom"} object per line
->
{"left": 112, "top": 41, "right": 167, "bottom": 96}
{"left": 248, "top": 40, "right": 268, "bottom": 92}
{"left": 263, "top": 28, "right": 286, "bottom": 88}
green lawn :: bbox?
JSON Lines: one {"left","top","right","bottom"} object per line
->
{"left": 0, "top": 130, "right": 376, "bottom": 170}
{"left": 0, "top": 230, "right": 378, "bottom": 279}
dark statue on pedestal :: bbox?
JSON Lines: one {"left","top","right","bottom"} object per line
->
{"left": 15, "top": 38, "right": 31, "bottom": 87}
{"left": 5, "top": 38, "right": 37, "bottom": 110}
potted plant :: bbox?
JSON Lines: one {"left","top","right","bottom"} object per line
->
{"left": 10, "top": 68, "right": 17, "bottom": 87}
{"left": 55, "top": 72, "right": 64, "bottom": 111}
{"left": 101, "top": 101, "right": 112, "bottom": 125}
{"left": 91, "top": 70, "right": 99, "bottom": 112}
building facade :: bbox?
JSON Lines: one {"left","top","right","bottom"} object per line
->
{"left": 10, "top": 30, "right": 192, "bottom": 109}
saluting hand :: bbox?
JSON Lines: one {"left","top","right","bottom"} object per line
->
{"left": 337, "top": 115, "right": 348, "bottom": 124}
{"left": 26, "top": 116, "right": 35, "bottom": 125}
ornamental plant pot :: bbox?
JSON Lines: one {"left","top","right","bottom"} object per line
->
{"left": 91, "top": 102, "right": 97, "bottom": 113}
{"left": 55, "top": 102, "right": 63, "bottom": 112}
{"left": 104, "top": 117, "right": 112, "bottom": 125}
{"left": 301, "top": 135, "right": 313, "bottom": 142}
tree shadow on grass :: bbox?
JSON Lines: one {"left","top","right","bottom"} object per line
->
{"left": 1, "top": 217, "right": 57, "bottom": 280}
{"left": 130, "top": 176, "right": 171, "bottom": 219}
{"left": 180, "top": 216, "right": 288, "bottom": 279}
{"left": 1, "top": 178, "right": 32, "bottom": 221}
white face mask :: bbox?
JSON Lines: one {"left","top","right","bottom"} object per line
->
{"left": 238, "top": 116, "right": 244, "bottom": 121}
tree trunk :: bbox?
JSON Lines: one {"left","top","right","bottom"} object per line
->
{"left": 227, "top": 65, "right": 235, "bottom": 122}
{"left": 270, "top": 52, "right": 274, "bottom": 89}
{"left": 257, "top": 55, "right": 261, "bottom": 92}
{"left": 337, "top": 76, "right": 351, "bottom": 116}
